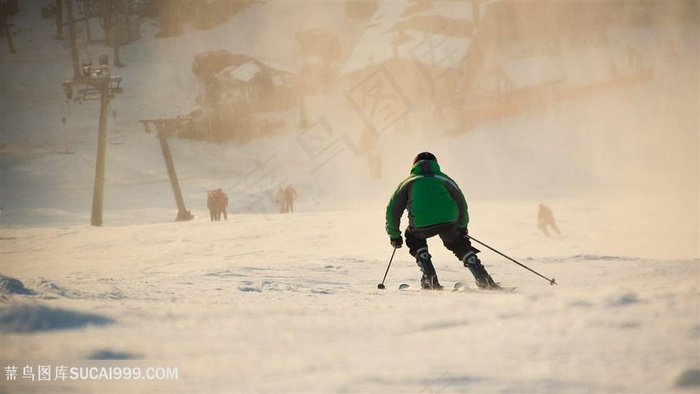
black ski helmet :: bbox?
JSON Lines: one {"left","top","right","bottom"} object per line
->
{"left": 413, "top": 151, "right": 437, "bottom": 164}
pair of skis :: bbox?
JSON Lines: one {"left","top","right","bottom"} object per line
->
{"left": 378, "top": 237, "right": 557, "bottom": 291}
{"left": 398, "top": 282, "right": 517, "bottom": 292}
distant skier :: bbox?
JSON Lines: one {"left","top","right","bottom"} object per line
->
{"left": 207, "top": 188, "right": 228, "bottom": 221}
{"left": 284, "top": 184, "right": 298, "bottom": 213}
{"left": 537, "top": 203, "right": 560, "bottom": 236}
{"left": 385, "top": 152, "right": 499, "bottom": 290}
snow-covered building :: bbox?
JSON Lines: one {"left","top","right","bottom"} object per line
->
{"left": 341, "top": 0, "right": 671, "bottom": 130}
{"left": 341, "top": 1, "right": 485, "bottom": 115}
{"left": 191, "top": 51, "right": 297, "bottom": 113}
{"left": 214, "top": 56, "right": 296, "bottom": 112}
{"left": 187, "top": 52, "right": 297, "bottom": 142}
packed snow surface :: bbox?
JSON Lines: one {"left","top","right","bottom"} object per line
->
{"left": 1, "top": 2, "right": 698, "bottom": 393}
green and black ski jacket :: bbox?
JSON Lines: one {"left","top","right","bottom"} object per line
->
{"left": 385, "top": 160, "right": 469, "bottom": 238}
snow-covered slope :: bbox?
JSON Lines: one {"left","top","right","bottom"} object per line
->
{"left": 1, "top": 2, "right": 698, "bottom": 393}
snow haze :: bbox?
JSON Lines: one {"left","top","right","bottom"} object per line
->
{"left": 1, "top": 2, "right": 698, "bottom": 393}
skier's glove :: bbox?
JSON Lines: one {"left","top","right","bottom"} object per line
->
{"left": 390, "top": 236, "right": 403, "bottom": 248}
{"left": 460, "top": 227, "right": 469, "bottom": 239}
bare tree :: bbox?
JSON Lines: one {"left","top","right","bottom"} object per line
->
{"left": 65, "top": 0, "right": 81, "bottom": 78}
{"left": 55, "top": 0, "right": 63, "bottom": 38}
{"left": 0, "top": 0, "right": 17, "bottom": 54}
{"left": 104, "top": 0, "right": 126, "bottom": 67}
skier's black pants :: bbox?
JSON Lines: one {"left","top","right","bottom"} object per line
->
{"left": 405, "top": 223, "right": 473, "bottom": 261}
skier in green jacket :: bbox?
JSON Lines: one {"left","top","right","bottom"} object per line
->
{"left": 385, "top": 152, "right": 499, "bottom": 290}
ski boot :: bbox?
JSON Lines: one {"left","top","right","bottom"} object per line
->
{"left": 462, "top": 250, "right": 500, "bottom": 290}
{"left": 416, "top": 248, "right": 443, "bottom": 290}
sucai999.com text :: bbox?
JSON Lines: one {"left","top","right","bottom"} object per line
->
{"left": 4, "top": 364, "right": 179, "bottom": 383}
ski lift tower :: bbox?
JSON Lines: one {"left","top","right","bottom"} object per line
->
{"left": 139, "top": 116, "right": 194, "bottom": 222}
{"left": 62, "top": 54, "right": 123, "bottom": 226}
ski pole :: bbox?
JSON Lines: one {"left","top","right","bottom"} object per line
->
{"left": 468, "top": 236, "right": 557, "bottom": 286}
{"left": 377, "top": 247, "right": 397, "bottom": 290}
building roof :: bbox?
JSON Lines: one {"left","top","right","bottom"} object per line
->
{"left": 222, "top": 61, "right": 262, "bottom": 82}
{"left": 341, "top": 0, "right": 486, "bottom": 76}
{"left": 215, "top": 56, "right": 296, "bottom": 84}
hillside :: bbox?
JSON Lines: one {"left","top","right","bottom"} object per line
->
{"left": 0, "top": 2, "right": 699, "bottom": 393}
